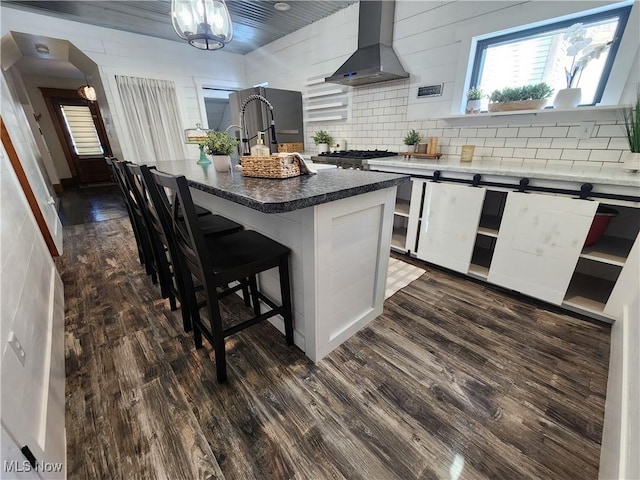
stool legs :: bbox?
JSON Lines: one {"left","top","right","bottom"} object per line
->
{"left": 279, "top": 256, "right": 294, "bottom": 346}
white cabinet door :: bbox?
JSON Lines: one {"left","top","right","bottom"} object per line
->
{"left": 488, "top": 192, "right": 598, "bottom": 305}
{"left": 604, "top": 234, "right": 640, "bottom": 318}
{"left": 415, "top": 182, "right": 486, "bottom": 274}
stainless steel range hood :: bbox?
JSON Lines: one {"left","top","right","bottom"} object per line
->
{"left": 325, "top": 1, "right": 408, "bottom": 87}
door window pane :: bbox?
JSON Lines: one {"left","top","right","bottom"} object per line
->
{"left": 60, "top": 105, "right": 104, "bottom": 156}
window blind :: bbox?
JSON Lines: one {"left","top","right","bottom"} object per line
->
{"left": 60, "top": 105, "right": 104, "bottom": 156}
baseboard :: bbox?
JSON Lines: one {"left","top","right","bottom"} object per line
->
{"left": 52, "top": 183, "right": 63, "bottom": 194}
{"left": 60, "top": 177, "right": 77, "bottom": 189}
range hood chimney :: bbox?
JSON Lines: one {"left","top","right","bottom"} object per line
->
{"left": 325, "top": 1, "right": 409, "bottom": 87}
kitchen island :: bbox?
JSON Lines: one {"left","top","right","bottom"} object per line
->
{"left": 149, "top": 160, "right": 409, "bottom": 362}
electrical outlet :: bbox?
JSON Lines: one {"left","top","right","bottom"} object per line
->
{"left": 8, "top": 332, "right": 26, "bottom": 367}
{"left": 577, "top": 121, "right": 595, "bottom": 140}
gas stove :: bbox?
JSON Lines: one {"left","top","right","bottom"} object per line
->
{"left": 310, "top": 150, "right": 398, "bottom": 169}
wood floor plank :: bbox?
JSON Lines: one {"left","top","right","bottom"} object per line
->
{"left": 56, "top": 200, "right": 611, "bottom": 480}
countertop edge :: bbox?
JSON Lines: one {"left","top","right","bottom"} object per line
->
{"left": 188, "top": 175, "right": 410, "bottom": 213}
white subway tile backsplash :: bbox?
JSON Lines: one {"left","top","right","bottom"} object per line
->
{"left": 589, "top": 150, "right": 622, "bottom": 162}
{"left": 596, "top": 124, "right": 625, "bottom": 137}
{"left": 474, "top": 147, "right": 493, "bottom": 157}
{"left": 561, "top": 149, "right": 590, "bottom": 161}
{"left": 550, "top": 138, "right": 579, "bottom": 149}
{"left": 449, "top": 137, "right": 468, "bottom": 146}
{"left": 459, "top": 128, "right": 478, "bottom": 137}
{"left": 541, "top": 126, "right": 569, "bottom": 137}
{"left": 427, "top": 129, "right": 444, "bottom": 137}
{"left": 484, "top": 138, "right": 505, "bottom": 147}
{"left": 608, "top": 137, "right": 629, "bottom": 150}
{"left": 500, "top": 158, "right": 524, "bottom": 166}
{"left": 443, "top": 128, "right": 460, "bottom": 138}
{"left": 504, "top": 138, "right": 528, "bottom": 147}
{"left": 518, "top": 127, "right": 543, "bottom": 137}
{"left": 476, "top": 128, "right": 497, "bottom": 138}
{"left": 526, "top": 138, "right": 552, "bottom": 148}
{"left": 577, "top": 138, "right": 610, "bottom": 149}
{"left": 496, "top": 127, "right": 519, "bottom": 137}
{"left": 493, "top": 147, "right": 515, "bottom": 157}
{"left": 513, "top": 148, "right": 538, "bottom": 158}
{"left": 535, "top": 148, "right": 562, "bottom": 160}
{"left": 567, "top": 126, "right": 582, "bottom": 138}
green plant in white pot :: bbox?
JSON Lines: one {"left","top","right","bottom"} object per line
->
{"left": 622, "top": 94, "right": 640, "bottom": 172}
{"left": 313, "top": 130, "right": 333, "bottom": 153}
{"left": 466, "top": 87, "right": 484, "bottom": 114}
{"left": 202, "top": 131, "right": 239, "bottom": 171}
{"left": 403, "top": 129, "right": 422, "bottom": 152}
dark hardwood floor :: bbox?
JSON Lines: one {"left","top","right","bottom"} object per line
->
{"left": 55, "top": 188, "right": 611, "bottom": 480}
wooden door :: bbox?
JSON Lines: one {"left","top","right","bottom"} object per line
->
{"left": 40, "top": 87, "right": 112, "bottom": 184}
{"left": 488, "top": 192, "right": 598, "bottom": 305}
{"left": 1, "top": 73, "right": 62, "bottom": 256}
{"left": 415, "top": 181, "right": 486, "bottom": 274}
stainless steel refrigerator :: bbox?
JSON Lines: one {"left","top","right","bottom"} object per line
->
{"left": 229, "top": 87, "right": 303, "bottom": 154}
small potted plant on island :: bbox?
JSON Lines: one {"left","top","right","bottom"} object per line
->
{"left": 313, "top": 130, "right": 333, "bottom": 154}
{"left": 201, "top": 131, "right": 239, "bottom": 172}
{"left": 488, "top": 83, "right": 554, "bottom": 112}
{"left": 622, "top": 94, "right": 640, "bottom": 172}
{"left": 466, "top": 87, "right": 484, "bottom": 114}
{"left": 403, "top": 129, "right": 422, "bottom": 152}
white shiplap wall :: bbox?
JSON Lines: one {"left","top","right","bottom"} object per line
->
{"left": 246, "top": 0, "right": 640, "bottom": 171}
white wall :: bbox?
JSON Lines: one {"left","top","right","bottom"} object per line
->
{"left": 246, "top": 1, "right": 639, "bottom": 173}
{"left": 0, "top": 7, "right": 248, "bottom": 163}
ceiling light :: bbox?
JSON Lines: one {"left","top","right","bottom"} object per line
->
{"left": 171, "top": 0, "right": 233, "bottom": 50}
{"left": 77, "top": 84, "right": 97, "bottom": 102}
{"left": 274, "top": 2, "right": 290, "bottom": 11}
{"left": 34, "top": 43, "right": 50, "bottom": 55}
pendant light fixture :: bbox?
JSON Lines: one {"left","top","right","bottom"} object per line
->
{"left": 77, "top": 75, "right": 97, "bottom": 102}
{"left": 171, "top": 0, "right": 233, "bottom": 50}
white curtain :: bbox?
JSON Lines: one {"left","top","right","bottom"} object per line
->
{"left": 115, "top": 75, "right": 186, "bottom": 162}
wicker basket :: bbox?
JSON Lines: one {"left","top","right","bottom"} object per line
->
{"left": 241, "top": 155, "right": 301, "bottom": 179}
{"left": 487, "top": 99, "right": 548, "bottom": 112}
{"left": 277, "top": 142, "right": 304, "bottom": 153}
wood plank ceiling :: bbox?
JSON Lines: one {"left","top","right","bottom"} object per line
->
{"left": 2, "top": 0, "right": 357, "bottom": 55}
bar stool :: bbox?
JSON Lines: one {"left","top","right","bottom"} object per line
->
{"left": 149, "top": 169, "right": 294, "bottom": 383}
{"left": 109, "top": 158, "right": 157, "bottom": 282}
{"left": 132, "top": 163, "right": 244, "bottom": 332}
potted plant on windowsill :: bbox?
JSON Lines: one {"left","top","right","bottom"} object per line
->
{"left": 313, "top": 130, "right": 333, "bottom": 154}
{"left": 201, "top": 131, "right": 239, "bottom": 171}
{"left": 466, "top": 87, "right": 484, "bottom": 114}
{"left": 403, "top": 129, "right": 422, "bottom": 152}
{"left": 488, "top": 83, "right": 554, "bottom": 112}
{"left": 555, "top": 23, "right": 612, "bottom": 109}
{"left": 622, "top": 94, "right": 640, "bottom": 172}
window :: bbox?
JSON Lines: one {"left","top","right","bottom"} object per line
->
{"left": 59, "top": 105, "right": 104, "bottom": 156}
{"left": 470, "top": 4, "right": 631, "bottom": 107}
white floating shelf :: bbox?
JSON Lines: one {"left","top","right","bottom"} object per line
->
{"left": 306, "top": 115, "right": 346, "bottom": 122}
{"left": 306, "top": 88, "right": 345, "bottom": 99}
{"left": 437, "top": 104, "right": 627, "bottom": 122}
{"left": 306, "top": 102, "right": 345, "bottom": 111}
{"left": 306, "top": 77, "right": 327, "bottom": 87}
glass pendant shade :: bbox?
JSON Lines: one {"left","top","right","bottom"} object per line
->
{"left": 171, "top": 0, "right": 233, "bottom": 50}
{"left": 77, "top": 85, "right": 97, "bottom": 102}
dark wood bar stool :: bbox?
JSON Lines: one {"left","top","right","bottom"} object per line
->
{"left": 150, "top": 169, "right": 294, "bottom": 383}
{"left": 107, "top": 157, "right": 157, "bottom": 281}
{"left": 132, "top": 163, "right": 244, "bottom": 332}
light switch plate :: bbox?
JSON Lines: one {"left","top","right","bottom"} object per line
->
{"left": 577, "top": 121, "right": 595, "bottom": 139}
{"left": 8, "top": 332, "right": 26, "bottom": 367}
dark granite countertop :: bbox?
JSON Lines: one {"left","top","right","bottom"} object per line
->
{"left": 149, "top": 160, "right": 409, "bottom": 213}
